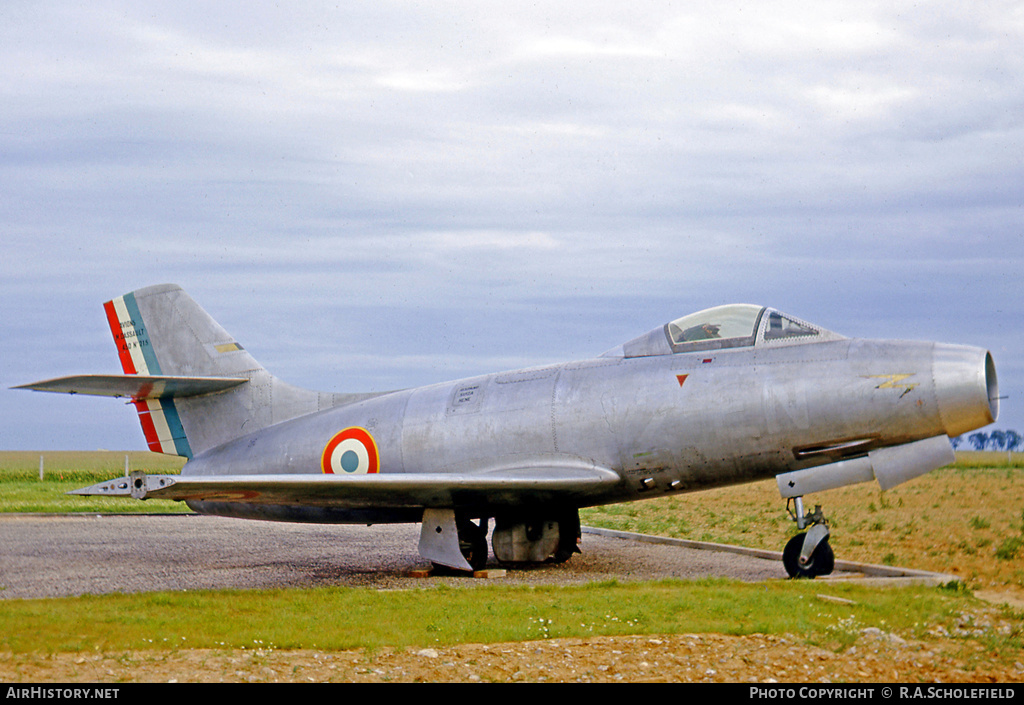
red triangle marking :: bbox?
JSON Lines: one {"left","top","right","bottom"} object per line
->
{"left": 676, "top": 374, "right": 688, "bottom": 387}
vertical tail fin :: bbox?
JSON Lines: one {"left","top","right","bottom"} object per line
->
{"left": 103, "top": 284, "right": 335, "bottom": 458}
{"left": 103, "top": 284, "right": 260, "bottom": 381}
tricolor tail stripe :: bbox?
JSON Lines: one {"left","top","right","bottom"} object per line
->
{"left": 103, "top": 299, "right": 137, "bottom": 374}
{"left": 132, "top": 399, "right": 192, "bottom": 457}
{"left": 103, "top": 292, "right": 161, "bottom": 375}
{"left": 105, "top": 293, "right": 193, "bottom": 458}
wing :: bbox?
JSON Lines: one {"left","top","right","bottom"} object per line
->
{"left": 13, "top": 374, "right": 248, "bottom": 399}
{"left": 72, "top": 463, "right": 622, "bottom": 509}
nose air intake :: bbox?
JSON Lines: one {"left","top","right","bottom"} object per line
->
{"left": 933, "top": 344, "right": 999, "bottom": 438}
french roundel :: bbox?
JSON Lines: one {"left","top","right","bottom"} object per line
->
{"left": 322, "top": 427, "right": 380, "bottom": 475}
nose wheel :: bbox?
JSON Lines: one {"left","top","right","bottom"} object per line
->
{"left": 783, "top": 498, "right": 835, "bottom": 579}
{"left": 783, "top": 530, "right": 835, "bottom": 578}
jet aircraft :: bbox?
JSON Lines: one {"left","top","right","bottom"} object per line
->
{"left": 16, "top": 284, "right": 998, "bottom": 577}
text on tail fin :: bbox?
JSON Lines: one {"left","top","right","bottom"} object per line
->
{"left": 104, "top": 292, "right": 161, "bottom": 375}
{"left": 105, "top": 290, "right": 192, "bottom": 456}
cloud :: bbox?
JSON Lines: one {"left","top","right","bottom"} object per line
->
{"left": 1, "top": 1, "right": 1022, "bottom": 449}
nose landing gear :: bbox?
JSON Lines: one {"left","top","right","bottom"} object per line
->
{"left": 783, "top": 498, "right": 835, "bottom": 579}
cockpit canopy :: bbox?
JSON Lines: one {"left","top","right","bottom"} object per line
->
{"left": 607, "top": 304, "right": 842, "bottom": 358}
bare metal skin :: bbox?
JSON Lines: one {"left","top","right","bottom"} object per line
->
{"left": 17, "top": 285, "right": 998, "bottom": 576}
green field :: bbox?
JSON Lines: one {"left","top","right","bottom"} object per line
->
{"left": 0, "top": 450, "right": 186, "bottom": 513}
{"left": 583, "top": 454, "right": 1024, "bottom": 589}
{"left": 0, "top": 578, "right": 1008, "bottom": 656}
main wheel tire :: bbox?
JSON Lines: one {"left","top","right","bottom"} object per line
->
{"left": 783, "top": 533, "right": 835, "bottom": 579}
{"left": 457, "top": 519, "right": 489, "bottom": 572}
{"left": 547, "top": 522, "right": 580, "bottom": 564}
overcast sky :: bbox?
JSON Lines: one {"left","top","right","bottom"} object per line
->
{"left": 2, "top": 1, "right": 1021, "bottom": 451}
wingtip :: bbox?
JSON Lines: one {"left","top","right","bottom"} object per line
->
{"left": 68, "top": 477, "right": 133, "bottom": 497}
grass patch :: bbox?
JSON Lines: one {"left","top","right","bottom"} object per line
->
{"left": 950, "top": 451, "right": 1024, "bottom": 469}
{"left": 0, "top": 451, "right": 186, "bottom": 514}
{"left": 0, "top": 579, "right": 1009, "bottom": 656}
{"left": 584, "top": 462, "right": 1024, "bottom": 590}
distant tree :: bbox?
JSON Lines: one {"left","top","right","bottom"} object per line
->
{"left": 968, "top": 432, "right": 989, "bottom": 451}
{"left": 952, "top": 430, "right": 1021, "bottom": 453}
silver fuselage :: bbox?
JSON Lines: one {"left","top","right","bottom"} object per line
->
{"left": 183, "top": 337, "right": 996, "bottom": 523}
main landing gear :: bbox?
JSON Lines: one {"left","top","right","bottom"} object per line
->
{"left": 491, "top": 511, "right": 581, "bottom": 566}
{"left": 783, "top": 497, "right": 835, "bottom": 579}
{"left": 419, "top": 509, "right": 581, "bottom": 574}
{"left": 456, "top": 517, "right": 490, "bottom": 572}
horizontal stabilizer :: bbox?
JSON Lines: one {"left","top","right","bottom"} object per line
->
{"left": 13, "top": 374, "right": 248, "bottom": 400}
{"left": 72, "top": 465, "right": 621, "bottom": 508}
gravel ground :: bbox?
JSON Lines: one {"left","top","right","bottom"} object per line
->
{"left": 0, "top": 513, "right": 798, "bottom": 598}
{"left": 4, "top": 631, "right": 1023, "bottom": 683}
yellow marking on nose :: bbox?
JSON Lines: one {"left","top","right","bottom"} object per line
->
{"left": 864, "top": 373, "right": 919, "bottom": 390}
